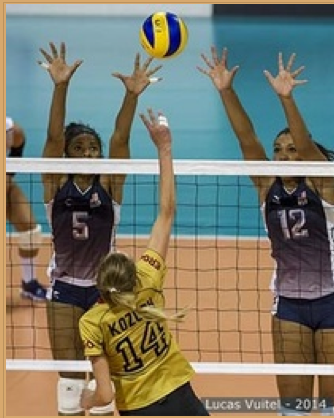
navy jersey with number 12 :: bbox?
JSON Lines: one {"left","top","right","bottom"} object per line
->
{"left": 263, "top": 178, "right": 334, "bottom": 299}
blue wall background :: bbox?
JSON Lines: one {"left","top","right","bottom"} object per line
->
{"left": 6, "top": 15, "right": 334, "bottom": 236}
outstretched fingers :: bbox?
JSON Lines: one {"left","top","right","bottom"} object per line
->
{"left": 49, "top": 42, "right": 59, "bottom": 59}
{"left": 278, "top": 52, "right": 284, "bottom": 73}
{"left": 142, "top": 55, "right": 154, "bottom": 70}
{"left": 294, "top": 77, "right": 308, "bottom": 86}
{"left": 39, "top": 41, "right": 66, "bottom": 66}
{"left": 111, "top": 72, "right": 123, "bottom": 81}
{"left": 37, "top": 60, "right": 50, "bottom": 70}
{"left": 221, "top": 47, "right": 228, "bottom": 66}
{"left": 140, "top": 109, "right": 170, "bottom": 134}
{"left": 286, "top": 53, "right": 296, "bottom": 72}
{"left": 211, "top": 45, "right": 220, "bottom": 66}
{"left": 134, "top": 52, "right": 140, "bottom": 70}
{"left": 291, "top": 65, "right": 305, "bottom": 78}
{"left": 197, "top": 52, "right": 213, "bottom": 76}
{"left": 39, "top": 48, "right": 53, "bottom": 63}
{"left": 196, "top": 65, "right": 209, "bottom": 76}
{"left": 140, "top": 108, "right": 167, "bottom": 126}
{"left": 60, "top": 42, "right": 66, "bottom": 60}
{"left": 139, "top": 108, "right": 155, "bottom": 127}
{"left": 201, "top": 52, "right": 214, "bottom": 70}
{"left": 147, "top": 64, "right": 163, "bottom": 77}
{"left": 139, "top": 112, "right": 149, "bottom": 128}
{"left": 71, "top": 59, "right": 84, "bottom": 74}
{"left": 278, "top": 51, "right": 301, "bottom": 75}
{"left": 263, "top": 69, "right": 275, "bottom": 86}
{"left": 147, "top": 108, "right": 157, "bottom": 124}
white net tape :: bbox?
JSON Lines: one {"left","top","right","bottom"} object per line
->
{"left": 6, "top": 360, "right": 334, "bottom": 375}
{"left": 6, "top": 157, "right": 333, "bottom": 176}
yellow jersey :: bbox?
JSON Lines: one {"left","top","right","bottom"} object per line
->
{"left": 79, "top": 249, "right": 194, "bottom": 411}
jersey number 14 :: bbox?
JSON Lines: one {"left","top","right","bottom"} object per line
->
{"left": 116, "top": 321, "right": 169, "bottom": 372}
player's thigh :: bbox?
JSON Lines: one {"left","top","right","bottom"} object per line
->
{"left": 272, "top": 315, "right": 315, "bottom": 362}
{"left": 6, "top": 180, "right": 36, "bottom": 230}
{"left": 315, "top": 329, "right": 334, "bottom": 399}
{"left": 47, "top": 300, "right": 87, "bottom": 379}
{"left": 272, "top": 316, "right": 314, "bottom": 398}
{"left": 46, "top": 300, "right": 85, "bottom": 359}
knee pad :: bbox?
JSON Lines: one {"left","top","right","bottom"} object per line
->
{"left": 18, "top": 224, "right": 43, "bottom": 251}
{"left": 57, "top": 377, "right": 86, "bottom": 415}
{"left": 87, "top": 379, "right": 115, "bottom": 415}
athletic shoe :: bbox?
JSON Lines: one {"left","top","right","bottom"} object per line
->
{"left": 21, "top": 279, "right": 47, "bottom": 301}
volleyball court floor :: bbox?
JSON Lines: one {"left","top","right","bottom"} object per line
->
{"left": 6, "top": 12, "right": 333, "bottom": 416}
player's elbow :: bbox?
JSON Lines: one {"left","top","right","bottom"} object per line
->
{"left": 12, "top": 123, "right": 26, "bottom": 148}
{"left": 162, "top": 196, "right": 176, "bottom": 220}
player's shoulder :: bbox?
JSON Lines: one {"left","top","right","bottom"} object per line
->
{"left": 135, "top": 249, "right": 167, "bottom": 291}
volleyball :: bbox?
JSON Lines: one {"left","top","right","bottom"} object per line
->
{"left": 140, "top": 12, "right": 188, "bottom": 59}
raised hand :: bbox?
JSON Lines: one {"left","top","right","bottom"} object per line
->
{"left": 139, "top": 109, "right": 171, "bottom": 150}
{"left": 264, "top": 52, "right": 307, "bottom": 97}
{"left": 197, "top": 46, "right": 239, "bottom": 92}
{"left": 112, "top": 53, "right": 162, "bottom": 96}
{"left": 38, "top": 41, "right": 83, "bottom": 86}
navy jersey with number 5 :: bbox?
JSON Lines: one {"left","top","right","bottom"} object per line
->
{"left": 263, "top": 178, "right": 334, "bottom": 299}
{"left": 46, "top": 175, "right": 115, "bottom": 287}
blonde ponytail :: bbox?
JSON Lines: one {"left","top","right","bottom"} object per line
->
{"left": 106, "top": 291, "right": 137, "bottom": 311}
{"left": 138, "top": 305, "right": 191, "bottom": 323}
{"left": 97, "top": 252, "right": 191, "bottom": 322}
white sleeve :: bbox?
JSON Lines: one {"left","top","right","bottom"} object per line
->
{"left": 6, "top": 117, "right": 14, "bottom": 152}
{"left": 110, "top": 201, "right": 121, "bottom": 253}
{"left": 6, "top": 117, "right": 14, "bottom": 132}
{"left": 113, "top": 200, "right": 121, "bottom": 226}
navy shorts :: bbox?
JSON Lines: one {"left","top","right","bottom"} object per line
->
{"left": 47, "top": 280, "right": 100, "bottom": 311}
{"left": 119, "top": 382, "right": 210, "bottom": 416}
{"left": 273, "top": 292, "right": 334, "bottom": 330}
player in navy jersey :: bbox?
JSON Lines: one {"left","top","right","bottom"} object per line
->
{"left": 6, "top": 117, "right": 47, "bottom": 301}
{"left": 198, "top": 47, "right": 334, "bottom": 416}
{"left": 39, "top": 41, "right": 162, "bottom": 416}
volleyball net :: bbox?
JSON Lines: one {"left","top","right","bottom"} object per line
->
{"left": 6, "top": 158, "right": 334, "bottom": 377}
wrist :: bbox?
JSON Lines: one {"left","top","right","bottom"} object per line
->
{"left": 125, "top": 91, "right": 139, "bottom": 100}
{"left": 279, "top": 94, "right": 293, "bottom": 102}
{"left": 54, "top": 81, "right": 69, "bottom": 89}
{"left": 158, "top": 144, "right": 172, "bottom": 156}
{"left": 220, "top": 86, "right": 234, "bottom": 95}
